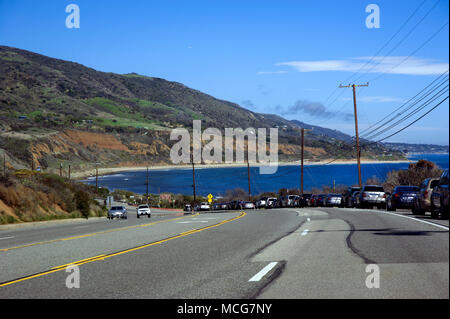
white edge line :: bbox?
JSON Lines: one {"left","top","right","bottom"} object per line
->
{"left": 301, "top": 229, "right": 309, "bottom": 236}
{"left": 380, "top": 211, "right": 449, "bottom": 231}
{"left": 248, "top": 262, "right": 278, "bottom": 282}
{"left": 0, "top": 236, "right": 15, "bottom": 240}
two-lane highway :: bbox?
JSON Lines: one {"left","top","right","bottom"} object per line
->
{"left": 0, "top": 207, "right": 448, "bottom": 298}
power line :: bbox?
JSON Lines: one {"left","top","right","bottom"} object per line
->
{"left": 360, "top": 70, "right": 449, "bottom": 135}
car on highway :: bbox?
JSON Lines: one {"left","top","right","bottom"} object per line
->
{"left": 357, "top": 185, "right": 387, "bottom": 209}
{"left": 325, "top": 194, "right": 342, "bottom": 207}
{"left": 195, "top": 202, "right": 211, "bottom": 211}
{"left": 351, "top": 191, "right": 360, "bottom": 208}
{"left": 431, "top": 169, "right": 449, "bottom": 219}
{"left": 108, "top": 206, "right": 127, "bottom": 220}
{"left": 316, "top": 194, "right": 326, "bottom": 207}
{"left": 309, "top": 194, "right": 318, "bottom": 207}
{"left": 386, "top": 186, "right": 420, "bottom": 211}
{"left": 413, "top": 178, "right": 439, "bottom": 215}
{"left": 256, "top": 197, "right": 268, "bottom": 209}
{"left": 301, "top": 194, "right": 312, "bottom": 207}
{"left": 136, "top": 204, "right": 151, "bottom": 218}
{"left": 266, "top": 197, "right": 278, "bottom": 209}
{"left": 183, "top": 204, "right": 193, "bottom": 213}
{"left": 343, "top": 186, "right": 360, "bottom": 208}
{"left": 243, "top": 201, "right": 256, "bottom": 209}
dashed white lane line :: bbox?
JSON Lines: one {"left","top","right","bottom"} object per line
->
{"left": 249, "top": 262, "right": 278, "bottom": 282}
{"left": 301, "top": 229, "right": 309, "bottom": 236}
{"left": 307, "top": 217, "right": 311, "bottom": 222}
{"left": 0, "top": 236, "right": 14, "bottom": 240}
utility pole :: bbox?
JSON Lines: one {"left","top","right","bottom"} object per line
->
{"left": 300, "top": 128, "right": 313, "bottom": 195}
{"left": 192, "top": 160, "right": 196, "bottom": 203}
{"left": 146, "top": 166, "right": 149, "bottom": 201}
{"left": 247, "top": 160, "right": 251, "bottom": 201}
{"left": 339, "top": 83, "right": 369, "bottom": 189}
{"left": 95, "top": 166, "right": 98, "bottom": 194}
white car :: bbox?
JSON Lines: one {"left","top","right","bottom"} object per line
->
{"left": 137, "top": 204, "right": 151, "bottom": 218}
{"left": 195, "top": 202, "right": 210, "bottom": 211}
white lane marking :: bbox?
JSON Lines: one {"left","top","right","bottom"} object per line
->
{"left": 73, "top": 225, "right": 89, "bottom": 229}
{"left": 301, "top": 229, "right": 309, "bottom": 236}
{"left": 248, "top": 262, "right": 278, "bottom": 282}
{"left": 177, "top": 221, "right": 209, "bottom": 224}
{"left": 380, "top": 211, "right": 449, "bottom": 231}
{"left": 0, "top": 236, "right": 14, "bottom": 240}
{"left": 307, "top": 217, "right": 311, "bottom": 222}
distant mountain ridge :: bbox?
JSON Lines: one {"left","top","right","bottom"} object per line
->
{"left": 0, "top": 45, "right": 407, "bottom": 173}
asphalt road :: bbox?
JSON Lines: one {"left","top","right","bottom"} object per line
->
{"left": 0, "top": 205, "right": 448, "bottom": 299}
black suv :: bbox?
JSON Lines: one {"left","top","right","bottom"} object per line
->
{"left": 431, "top": 169, "right": 449, "bottom": 219}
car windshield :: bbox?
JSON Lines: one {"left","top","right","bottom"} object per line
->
{"left": 138, "top": 205, "right": 149, "bottom": 209}
{"left": 111, "top": 206, "right": 123, "bottom": 210}
{"left": 364, "top": 186, "right": 384, "bottom": 192}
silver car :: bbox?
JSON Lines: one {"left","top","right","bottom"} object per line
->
{"left": 357, "top": 185, "right": 386, "bottom": 209}
{"left": 108, "top": 206, "right": 127, "bottom": 219}
{"left": 326, "top": 194, "right": 342, "bottom": 207}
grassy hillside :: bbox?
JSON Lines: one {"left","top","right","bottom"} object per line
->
{"left": 0, "top": 45, "right": 405, "bottom": 174}
{"left": 0, "top": 170, "right": 106, "bottom": 224}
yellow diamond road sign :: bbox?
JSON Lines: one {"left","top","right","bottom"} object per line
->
{"left": 208, "top": 194, "right": 213, "bottom": 199}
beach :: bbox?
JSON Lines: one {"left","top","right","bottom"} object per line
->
{"left": 72, "top": 158, "right": 412, "bottom": 179}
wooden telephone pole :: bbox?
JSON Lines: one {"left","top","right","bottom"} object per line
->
{"left": 339, "top": 83, "right": 369, "bottom": 189}
{"left": 300, "top": 128, "right": 313, "bottom": 195}
{"left": 247, "top": 160, "right": 251, "bottom": 201}
{"left": 192, "top": 160, "right": 196, "bottom": 203}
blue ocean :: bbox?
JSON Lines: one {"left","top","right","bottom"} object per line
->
{"left": 82, "top": 154, "right": 449, "bottom": 197}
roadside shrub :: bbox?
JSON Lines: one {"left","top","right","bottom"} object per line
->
{"left": 75, "top": 190, "right": 91, "bottom": 219}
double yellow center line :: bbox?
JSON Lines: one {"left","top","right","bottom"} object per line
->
{"left": 0, "top": 211, "right": 246, "bottom": 288}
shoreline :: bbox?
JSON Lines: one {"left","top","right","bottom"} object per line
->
{"left": 72, "top": 159, "right": 412, "bottom": 179}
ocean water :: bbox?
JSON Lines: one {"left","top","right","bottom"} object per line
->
{"left": 82, "top": 154, "right": 449, "bottom": 197}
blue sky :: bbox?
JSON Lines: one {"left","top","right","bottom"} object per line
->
{"left": 1, "top": 0, "right": 449, "bottom": 145}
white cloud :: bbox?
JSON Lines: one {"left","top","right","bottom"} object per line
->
{"left": 276, "top": 56, "right": 449, "bottom": 76}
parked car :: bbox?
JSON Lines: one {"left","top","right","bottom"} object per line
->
{"left": 266, "top": 197, "right": 278, "bottom": 208}
{"left": 413, "top": 178, "right": 440, "bottom": 215}
{"left": 108, "top": 206, "right": 127, "bottom": 219}
{"left": 256, "top": 197, "right": 268, "bottom": 209}
{"left": 357, "top": 185, "right": 386, "bottom": 209}
{"left": 287, "top": 195, "right": 298, "bottom": 207}
{"left": 325, "top": 194, "right": 343, "bottom": 207}
{"left": 136, "top": 204, "right": 151, "bottom": 218}
{"left": 183, "top": 204, "right": 193, "bottom": 213}
{"left": 431, "top": 169, "right": 449, "bottom": 219}
{"left": 351, "top": 191, "right": 361, "bottom": 208}
{"left": 301, "top": 194, "right": 312, "bottom": 207}
{"left": 343, "top": 186, "right": 360, "bottom": 208}
{"left": 195, "top": 202, "right": 210, "bottom": 211}
{"left": 310, "top": 194, "right": 318, "bottom": 207}
{"left": 386, "top": 186, "right": 420, "bottom": 211}
{"left": 243, "top": 201, "right": 256, "bottom": 209}
{"left": 229, "top": 200, "right": 242, "bottom": 210}
{"left": 316, "top": 194, "right": 326, "bottom": 207}
{"left": 218, "top": 202, "right": 230, "bottom": 210}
